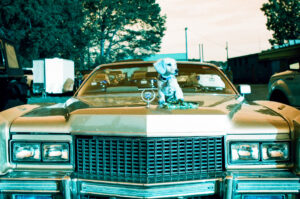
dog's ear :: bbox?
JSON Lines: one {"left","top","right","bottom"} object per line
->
{"left": 154, "top": 59, "right": 166, "bottom": 75}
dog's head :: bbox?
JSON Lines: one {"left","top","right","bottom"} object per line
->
{"left": 154, "top": 58, "right": 178, "bottom": 77}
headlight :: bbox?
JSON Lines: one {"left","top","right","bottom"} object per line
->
{"left": 230, "top": 141, "right": 290, "bottom": 164}
{"left": 12, "top": 142, "right": 70, "bottom": 163}
{"left": 13, "top": 143, "right": 41, "bottom": 162}
{"left": 231, "top": 143, "right": 259, "bottom": 162}
{"left": 262, "top": 142, "right": 289, "bottom": 161}
{"left": 43, "top": 143, "right": 69, "bottom": 162}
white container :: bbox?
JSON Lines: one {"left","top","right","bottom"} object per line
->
{"left": 32, "top": 58, "right": 75, "bottom": 94}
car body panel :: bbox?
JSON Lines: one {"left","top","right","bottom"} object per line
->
{"left": 1, "top": 61, "right": 300, "bottom": 198}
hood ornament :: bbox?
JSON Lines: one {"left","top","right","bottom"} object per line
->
{"left": 141, "top": 89, "right": 156, "bottom": 108}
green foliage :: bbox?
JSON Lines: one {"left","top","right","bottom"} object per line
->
{"left": 0, "top": 0, "right": 166, "bottom": 69}
{"left": 261, "top": 0, "right": 300, "bottom": 45}
{"left": 0, "top": 0, "right": 88, "bottom": 68}
{"left": 83, "top": 0, "right": 166, "bottom": 66}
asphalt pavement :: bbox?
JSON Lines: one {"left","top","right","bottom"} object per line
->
{"left": 244, "top": 84, "right": 269, "bottom": 101}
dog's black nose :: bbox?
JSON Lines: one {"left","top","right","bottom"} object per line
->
{"left": 175, "top": 69, "right": 178, "bottom": 75}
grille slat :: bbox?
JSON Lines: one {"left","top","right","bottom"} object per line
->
{"left": 76, "top": 137, "right": 223, "bottom": 178}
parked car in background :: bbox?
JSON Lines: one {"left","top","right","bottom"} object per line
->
{"left": 268, "top": 62, "right": 300, "bottom": 108}
{"left": 0, "top": 61, "right": 299, "bottom": 198}
{"left": 0, "top": 37, "right": 29, "bottom": 111}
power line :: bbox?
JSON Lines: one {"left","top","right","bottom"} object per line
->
{"left": 188, "top": 28, "right": 251, "bottom": 55}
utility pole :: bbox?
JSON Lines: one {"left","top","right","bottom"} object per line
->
{"left": 226, "top": 42, "right": 229, "bottom": 61}
{"left": 199, "top": 44, "right": 202, "bottom": 62}
{"left": 185, "top": 27, "right": 188, "bottom": 61}
{"left": 201, "top": 44, "right": 204, "bottom": 62}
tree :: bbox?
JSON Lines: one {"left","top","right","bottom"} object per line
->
{"left": 83, "top": 0, "right": 166, "bottom": 65}
{"left": 0, "top": 0, "right": 88, "bottom": 68}
{"left": 261, "top": 0, "right": 300, "bottom": 46}
{"left": 0, "top": 0, "right": 166, "bottom": 69}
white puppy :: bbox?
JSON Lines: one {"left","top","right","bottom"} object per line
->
{"left": 154, "top": 58, "right": 184, "bottom": 106}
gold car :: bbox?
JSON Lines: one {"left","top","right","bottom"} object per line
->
{"left": 0, "top": 61, "right": 300, "bottom": 198}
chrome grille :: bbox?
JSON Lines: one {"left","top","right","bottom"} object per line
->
{"left": 76, "top": 136, "right": 223, "bottom": 180}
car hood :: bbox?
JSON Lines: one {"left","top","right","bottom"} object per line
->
{"left": 10, "top": 95, "right": 290, "bottom": 136}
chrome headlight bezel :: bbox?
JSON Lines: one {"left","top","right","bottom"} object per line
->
{"left": 11, "top": 141, "right": 70, "bottom": 163}
{"left": 229, "top": 141, "right": 290, "bottom": 164}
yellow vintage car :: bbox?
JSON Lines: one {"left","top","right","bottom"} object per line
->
{"left": 0, "top": 61, "right": 300, "bottom": 199}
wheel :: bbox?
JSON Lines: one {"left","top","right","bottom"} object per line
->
{"left": 270, "top": 90, "right": 289, "bottom": 105}
{"left": 0, "top": 81, "right": 28, "bottom": 111}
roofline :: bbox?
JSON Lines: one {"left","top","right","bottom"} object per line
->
{"left": 258, "top": 43, "right": 300, "bottom": 61}
{"left": 94, "top": 61, "right": 219, "bottom": 71}
{"left": 228, "top": 53, "right": 259, "bottom": 60}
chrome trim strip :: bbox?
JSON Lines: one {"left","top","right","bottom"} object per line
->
{"left": 1, "top": 190, "right": 59, "bottom": 193}
{"left": 15, "top": 165, "right": 73, "bottom": 170}
{"left": 79, "top": 180, "right": 217, "bottom": 198}
{"left": 77, "top": 178, "right": 222, "bottom": 187}
{"left": 12, "top": 134, "right": 72, "bottom": 142}
{"left": 62, "top": 175, "right": 72, "bottom": 199}
{"left": 0, "top": 175, "right": 70, "bottom": 181}
{"left": 0, "top": 177, "right": 64, "bottom": 181}
{"left": 71, "top": 131, "right": 226, "bottom": 137}
{"left": 237, "top": 190, "right": 299, "bottom": 194}
{"left": 226, "top": 134, "right": 290, "bottom": 140}
{"left": 0, "top": 181, "right": 59, "bottom": 193}
{"left": 235, "top": 179, "right": 300, "bottom": 194}
{"left": 81, "top": 191, "right": 215, "bottom": 199}
{"left": 227, "top": 165, "right": 292, "bottom": 169}
{"left": 236, "top": 177, "right": 300, "bottom": 181}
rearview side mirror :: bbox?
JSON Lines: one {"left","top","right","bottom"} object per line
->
{"left": 238, "top": 84, "right": 251, "bottom": 96}
{"left": 290, "top": 62, "right": 300, "bottom": 70}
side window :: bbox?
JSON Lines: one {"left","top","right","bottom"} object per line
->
{"left": 5, "top": 43, "right": 19, "bottom": 69}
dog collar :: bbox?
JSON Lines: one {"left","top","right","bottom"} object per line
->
{"left": 159, "top": 75, "right": 172, "bottom": 81}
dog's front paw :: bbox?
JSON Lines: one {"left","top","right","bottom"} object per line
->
{"left": 158, "top": 100, "right": 166, "bottom": 107}
{"left": 177, "top": 99, "right": 184, "bottom": 105}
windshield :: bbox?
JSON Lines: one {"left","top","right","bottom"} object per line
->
{"left": 77, "top": 62, "right": 236, "bottom": 97}
{"left": 77, "top": 63, "right": 236, "bottom": 96}
{"left": 75, "top": 62, "right": 237, "bottom": 107}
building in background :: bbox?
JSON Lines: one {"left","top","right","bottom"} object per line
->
{"left": 228, "top": 41, "right": 300, "bottom": 84}
{"left": 228, "top": 53, "right": 272, "bottom": 84}
{"left": 142, "top": 41, "right": 299, "bottom": 85}
{"left": 259, "top": 42, "right": 300, "bottom": 72}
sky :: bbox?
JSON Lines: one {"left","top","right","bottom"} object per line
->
{"left": 156, "top": 0, "right": 273, "bottom": 61}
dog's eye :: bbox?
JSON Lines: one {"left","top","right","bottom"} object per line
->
{"left": 167, "top": 63, "right": 172, "bottom": 66}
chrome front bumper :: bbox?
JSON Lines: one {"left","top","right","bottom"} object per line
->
{"left": 0, "top": 171, "right": 299, "bottom": 199}
{"left": 227, "top": 172, "right": 300, "bottom": 198}
{"left": 0, "top": 172, "right": 69, "bottom": 197}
